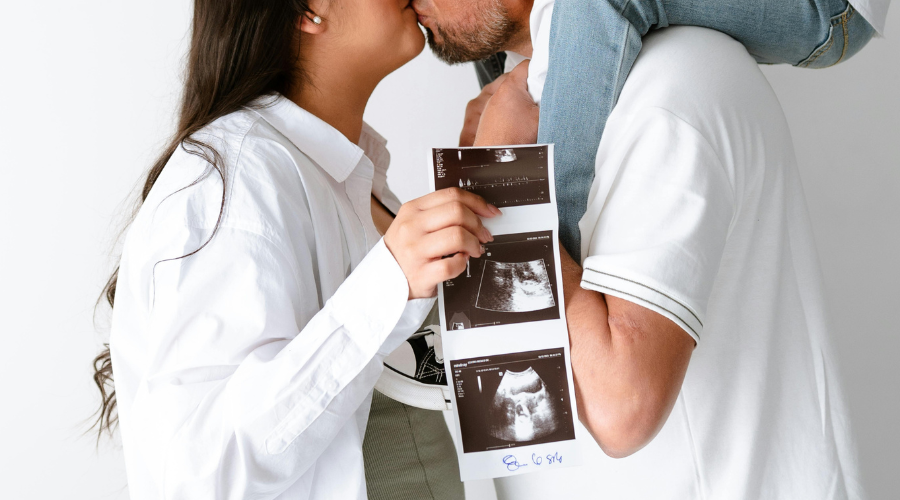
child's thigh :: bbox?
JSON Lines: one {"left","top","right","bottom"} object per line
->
{"left": 659, "top": 0, "right": 869, "bottom": 66}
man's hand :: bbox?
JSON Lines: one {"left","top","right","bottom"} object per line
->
{"left": 460, "top": 61, "right": 539, "bottom": 147}
{"left": 459, "top": 73, "right": 508, "bottom": 147}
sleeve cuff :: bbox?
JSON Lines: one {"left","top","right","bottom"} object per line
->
{"left": 581, "top": 265, "right": 702, "bottom": 344}
{"left": 378, "top": 296, "right": 436, "bottom": 357}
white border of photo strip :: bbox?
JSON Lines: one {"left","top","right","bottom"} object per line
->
{"left": 429, "top": 144, "right": 582, "bottom": 481}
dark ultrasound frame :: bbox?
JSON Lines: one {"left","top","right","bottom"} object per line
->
{"left": 432, "top": 146, "right": 551, "bottom": 208}
{"left": 450, "top": 348, "right": 576, "bottom": 454}
{"left": 442, "top": 231, "right": 560, "bottom": 331}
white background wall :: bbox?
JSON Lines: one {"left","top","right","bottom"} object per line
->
{"left": 0, "top": 2, "right": 896, "bottom": 499}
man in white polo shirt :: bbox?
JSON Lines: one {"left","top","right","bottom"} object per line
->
{"left": 488, "top": 25, "right": 865, "bottom": 498}
{"left": 430, "top": 21, "right": 867, "bottom": 500}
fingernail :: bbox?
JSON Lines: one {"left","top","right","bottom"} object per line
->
{"left": 488, "top": 204, "right": 501, "bottom": 216}
{"left": 480, "top": 245, "right": 486, "bottom": 255}
{"left": 481, "top": 227, "right": 493, "bottom": 242}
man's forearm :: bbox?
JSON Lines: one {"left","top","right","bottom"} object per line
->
{"left": 559, "top": 245, "right": 694, "bottom": 458}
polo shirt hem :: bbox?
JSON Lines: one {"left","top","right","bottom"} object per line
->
{"left": 581, "top": 266, "right": 702, "bottom": 344}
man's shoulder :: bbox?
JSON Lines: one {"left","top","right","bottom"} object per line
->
{"left": 616, "top": 27, "right": 784, "bottom": 134}
{"left": 608, "top": 27, "right": 794, "bottom": 177}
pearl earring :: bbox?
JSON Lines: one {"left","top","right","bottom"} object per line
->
{"left": 313, "top": 15, "right": 322, "bottom": 25}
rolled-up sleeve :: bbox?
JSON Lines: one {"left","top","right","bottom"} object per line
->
{"left": 578, "top": 108, "right": 735, "bottom": 343}
{"left": 130, "top": 222, "right": 432, "bottom": 498}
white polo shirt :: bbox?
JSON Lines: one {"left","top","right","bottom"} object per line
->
{"left": 495, "top": 27, "right": 864, "bottom": 499}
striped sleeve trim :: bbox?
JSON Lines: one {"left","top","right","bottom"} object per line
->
{"left": 581, "top": 267, "right": 702, "bottom": 344}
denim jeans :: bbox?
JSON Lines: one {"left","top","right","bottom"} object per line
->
{"left": 520, "top": 0, "right": 875, "bottom": 260}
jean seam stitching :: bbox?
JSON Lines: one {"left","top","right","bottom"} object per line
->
{"left": 612, "top": 0, "right": 638, "bottom": 109}
{"left": 802, "top": 4, "right": 855, "bottom": 68}
{"left": 832, "top": 8, "right": 853, "bottom": 66}
{"left": 802, "top": 31, "right": 835, "bottom": 68}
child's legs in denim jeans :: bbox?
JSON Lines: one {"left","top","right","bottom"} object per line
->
{"left": 542, "top": 0, "right": 875, "bottom": 260}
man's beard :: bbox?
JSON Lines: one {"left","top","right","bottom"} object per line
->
{"left": 425, "top": 0, "right": 521, "bottom": 64}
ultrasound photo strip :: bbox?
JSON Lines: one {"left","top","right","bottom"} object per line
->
{"left": 431, "top": 145, "right": 583, "bottom": 479}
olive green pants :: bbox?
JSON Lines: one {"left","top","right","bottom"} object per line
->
{"left": 363, "top": 391, "right": 464, "bottom": 500}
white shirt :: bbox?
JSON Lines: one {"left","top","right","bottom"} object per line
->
{"left": 110, "top": 95, "right": 434, "bottom": 499}
{"left": 504, "top": 0, "right": 553, "bottom": 104}
{"left": 496, "top": 27, "right": 864, "bottom": 499}
{"left": 852, "top": 0, "right": 891, "bottom": 35}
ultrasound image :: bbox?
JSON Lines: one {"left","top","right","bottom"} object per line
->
{"left": 433, "top": 146, "right": 550, "bottom": 208}
{"left": 442, "top": 231, "right": 560, "bottom": 331}
{"left": 475, "top": 260, "right": 556, "bottom": 313}
{"left": 489, "top": 367, "right": 558, "bottom": 442}
{"left": 450, "top": 348, "right": 576, "bottom": 453}
{"left": 494, "top": 149, "right": 517, "bottom": 162}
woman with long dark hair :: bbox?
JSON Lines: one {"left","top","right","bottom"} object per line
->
{"left": 92, "top": 0, "right": 499, "bottom": 497}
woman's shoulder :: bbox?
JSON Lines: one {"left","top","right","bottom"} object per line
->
{"left": 141, "top": 108, "right": 320, "bottom": 247}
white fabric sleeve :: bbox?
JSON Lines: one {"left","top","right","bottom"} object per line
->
{"left": 579, "top": 108, "right": 735, "bottom": 343}
{"left": 525, "top": 0, "right": 554, "bottom": 103}
{"left": 132, "top": 226, "right": 432, "bottom": 498}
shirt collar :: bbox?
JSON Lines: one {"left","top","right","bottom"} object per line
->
{"left": 359, "top": 122, "right": 389, "bottom": 170}
{"left": 250, "top": 94, "right": 376, "bottom": 183}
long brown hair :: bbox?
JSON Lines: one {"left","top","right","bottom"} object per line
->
{"left": 92, "top": 0, "right": 312, "bottom": 439}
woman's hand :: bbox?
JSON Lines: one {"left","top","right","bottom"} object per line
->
{"left": 472, "top": 61, "right": 540, "bottom": 147}
{"left": 384, "top": 188, "right": 501, "bottom": 299}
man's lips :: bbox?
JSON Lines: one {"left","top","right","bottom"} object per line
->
{"left": 410, "top": 1, "right": 431, "bottom": 26}
{"left": 415, "top": 12, "right": 431, "bottom": 28}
